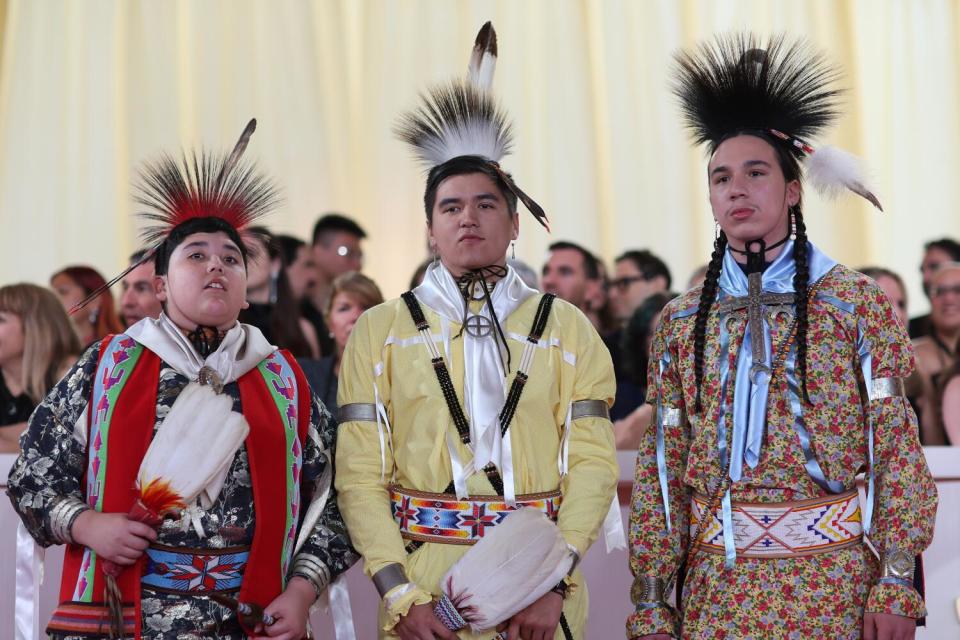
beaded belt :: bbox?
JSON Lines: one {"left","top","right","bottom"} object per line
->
{"left": 691, "top": 489, "right": 862, "bottom": 558}
{"left": 142, "top": 543, "right": 249, "bottom": 594}
{"left": 390, "top": 485, "right": 562, "bottom": 545}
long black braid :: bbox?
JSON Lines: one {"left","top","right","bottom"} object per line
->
{"left": 791, "top": 207, "right": 812, "bottom": 403}
{"left": 693, "top": 230, "right": 727, "bottom": 413}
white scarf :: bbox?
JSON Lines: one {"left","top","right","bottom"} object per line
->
{"left": 413, "top": 262, "right": 537, "bottom": 501}
{"left": 124, "top": 312, "right": 276, "bottom": 527}
{"left": 124, "top": 312, "right": 276, "bottom": 384}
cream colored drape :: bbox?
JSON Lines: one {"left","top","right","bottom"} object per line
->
{"left": 0, "top": 0, "right": 958, "bottom": 314}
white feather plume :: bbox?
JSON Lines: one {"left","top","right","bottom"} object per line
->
{"left": 805, "top": 144, "right": 883, "bottom": 210}
{"left": 439, "top": 507, "right": 574, "bottom": 632}
{"left": 468, "top": 22, "right": 498, "bottom": 90}
{"left": 138, "top": 382, "right": 250, "bottom": 511}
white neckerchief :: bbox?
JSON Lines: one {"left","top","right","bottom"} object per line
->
{"left": 413, "top": 262, "right": 536, "bottom": 498}
{"left": 124, "top": 312, "right": 276, "bottom": 384}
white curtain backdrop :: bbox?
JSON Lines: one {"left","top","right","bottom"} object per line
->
{"left": 0, "top": 0, "right": 958, "bottom": 312}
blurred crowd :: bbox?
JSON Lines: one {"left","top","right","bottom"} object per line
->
{"left": 2, "top": 215, "right": 958, "bottom": 453}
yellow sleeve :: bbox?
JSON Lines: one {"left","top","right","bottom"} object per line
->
{"left": 334, "top": 307, "right": 433, "bottom": 623}
{"left": 556, "top": 309, "right": 619, "bottom": 557}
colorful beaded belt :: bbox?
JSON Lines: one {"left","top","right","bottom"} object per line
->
{"left": 142, "top": 543, "right": 249, "bottom": 594}
{"left": 389, "top": 485, "right": 562, "bottom": 545}
{"left": 691, "top": 489, "right": 862, "bottom": 558}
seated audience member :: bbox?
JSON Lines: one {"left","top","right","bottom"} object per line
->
{"left": 0, "top": 284, "right": 80, "bottom": 453}
{"left": 239, "top": 228, "right": 320, "bottom": 358}
{"left": 688, "top": 263, "right": 709, "bottom": 289}
{"left": 608, "top": 249, "right": 671, "bottom": 325}
{"left": 859, "top": 266, "right": 909, "bottom": 329}
{"left": 911, "top": 262, "right": 960, "bottom": 444}
{"left": 941, "top": 359, "right": 960, "bottom": 445}
{"left": 940, "top": 360, "right": 960, "bottom": 447}
{"left": 541, "top": 240, "right": 605, "bottom": 329}
{"left": 909, "top": 237, "right": 960, "bottom": 338}
{"left": 50, "top": 265, "right": 124, "bottom": 346}
{"left": 275, "top": 234, "right": 319, "bottom": 303}
{"left": 306, "top": 213, "right": 368, "bottom": 356}
{"left": 119, "top": 249, "right": 163, "bottom": 327}
{"left": 299, "top": 272, "right": 383, "bottom": 417}
{"left": 612, "top": 292, "right": 674, "bottom": 450}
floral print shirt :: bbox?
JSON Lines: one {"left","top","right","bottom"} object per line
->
{"left": 627, "top": 262, "right": 937, "bottom": 638}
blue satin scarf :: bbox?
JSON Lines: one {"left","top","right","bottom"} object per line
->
{"left": 713, "top": 240, "right": 840, "bottom": 566}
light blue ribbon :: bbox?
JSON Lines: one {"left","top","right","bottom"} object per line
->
{"left": 856, "top": 320, "right": 877, "bottom": 535}
{"left": 655, "top": 353, "right": 672, "bottom": 533}
{"left": 712, "top": 240, "right": 838, "bottom": 567}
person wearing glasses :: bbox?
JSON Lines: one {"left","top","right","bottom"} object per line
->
{"left": 608, "top": 250, "right": 671, "bottom": 326}
{"left": 305, "top": 213, "right": 368, "bottom": 357}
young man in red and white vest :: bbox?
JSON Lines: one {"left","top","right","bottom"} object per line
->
{"left": 8, "top": 121, "right": 358, "bottom": 639}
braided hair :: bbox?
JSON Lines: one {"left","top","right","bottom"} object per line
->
{"left": 692, "top": 132, "right": 812, "bottom": 414}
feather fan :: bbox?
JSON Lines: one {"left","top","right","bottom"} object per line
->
{"left": 433, "top": 507, "right": 574, "bottom": 634}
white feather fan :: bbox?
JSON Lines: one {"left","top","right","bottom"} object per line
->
{"left": 436, "top": 507, "right": 574, "bottom": 633}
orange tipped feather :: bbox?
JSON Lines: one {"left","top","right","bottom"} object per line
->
{"left": 138, "top": 477, "right": 187, "bottom": 518}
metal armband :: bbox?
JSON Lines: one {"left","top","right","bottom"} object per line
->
{"left": 289, "top": 554, "right": 331, "bottom": 597}
{"left": 49, "top": 496, "right": 90, "bottom": 544}
{"left": 868, "top": 377, "right": 906, "bottom": 402}
{"left": 570, "top": 399, "right": 610, "bottom": 421}
{"left": 879, "top": 549, "right": 915, "bottom": 587}
{"left": 660, "top": 407, "right": 683, "bottom": 427}
{"left": 373, "top": 562, "right": 409, "bottom": 598}
{"left": 630, "top": 575, "right": 666, "bottom": 608}
{"left": 338, "top": 402, "right": 378, "bottom": 423}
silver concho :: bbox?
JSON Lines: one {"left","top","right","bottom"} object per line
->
{"left": 197, "top": 366, "right": 224, "bottom": 394}
{"left": 464, "top": 314, "right": 493, "bottom": 338}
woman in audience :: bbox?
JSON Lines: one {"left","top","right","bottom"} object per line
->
{"left": 912, "top": 262, "right": 960, "bottom": 444}
{"left": 612, "top": 291, "right": 674, "bottom": 449}
{"left": 860, "top": 266, "right": 909, "bottom": 329}
{"left": 0, "top": 284, "right": 80, "bottom": 453}
{"left": 240, "top": 228, "right": 320, "bottom": 358}
{"left": 299, "top": 272, "right": 383, "bottom": 416}
{"left": 49, "top": 265, "right": 123, "bottom": 346}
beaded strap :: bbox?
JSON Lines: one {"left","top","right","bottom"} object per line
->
{"left": 400, "top": 292, "right": 555, "bottom": 550}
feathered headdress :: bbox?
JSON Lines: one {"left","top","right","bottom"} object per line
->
{"left": 394, "top": 22, "right": 550, "bottom": 229}
{"left": 136, "top": 118, "right": 279, "bottom": 246}
{"left": 70, "top": 119, "right": 279, "bottom": 314}
{"left": 673, "top": 33, "right": 882, "bottom": 210}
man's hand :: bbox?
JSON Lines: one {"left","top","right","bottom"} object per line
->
{"left": 863, "top": 611, "right": 916, "bottom": 640}
{"left": 499, "top": 591, "right": 564, "bottom": 640}
{"left": 395, "top": 602, "right": 457, "bottom": 640}
{"left": 71, "top": 510, "right": 156, "bottom": 565}
{"left": 251, "top": 577, "right": 316, "bottom": 640}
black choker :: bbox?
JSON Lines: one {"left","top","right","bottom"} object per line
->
{"left": 187, "top": 325, "right": 226, "bottom": 358}
{"left": 729, "top": 234, "right": 790, "bottom": 273}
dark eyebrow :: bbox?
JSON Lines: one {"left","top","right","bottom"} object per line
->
{"left": 438, "top": 197, "right": 464, "bottom": 208}
{"left": 475, "top": 192, "right": 501, "bottom": 201}
{"left": 182, "top": 240, "right": 241, "bottom": 255}
{"left": 710, "top": 159, "right": 772, "bottom": 176}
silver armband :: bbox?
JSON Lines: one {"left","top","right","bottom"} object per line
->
{"left": 630, "top": 575, "right": 665, "bottom": 607}
{"left": 880, "top": 549, "right": 915, "bottom": 583}
{"left": 661, "top": 406, "right": 683, "bottom": 427}
{"left": 372, "top": 562, "right": 409, "bottom": 598}
{"left": 868, "top": 377, "right": 906, "bottom": 402}
{"left": 338, "top": 402, "right": 378, "bottom": 423}
{"left": 289, "top": 554, "right": 331, "bottom": 597}
{"left": 570, "top": 399, "right": 610, "bottom": 421}
{"left": 49, "top": 496, "right": 90, "bottom": 544}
